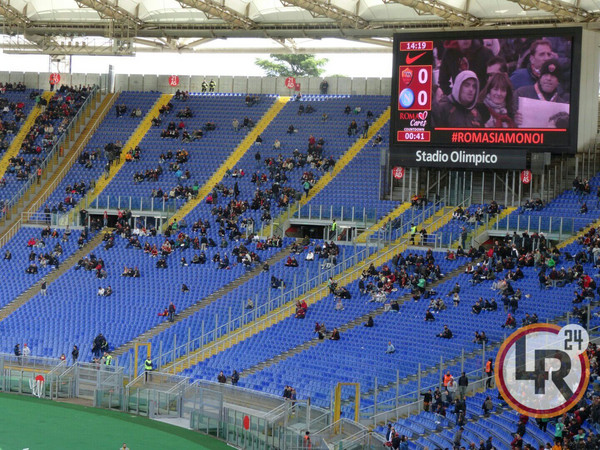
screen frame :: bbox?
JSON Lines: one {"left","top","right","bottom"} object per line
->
{"left": 390, "top": 27, "right": 582, "bottom": 155}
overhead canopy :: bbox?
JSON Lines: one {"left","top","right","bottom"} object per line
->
{"left": 0, "top": 0, "right": 599, "bottom": 55}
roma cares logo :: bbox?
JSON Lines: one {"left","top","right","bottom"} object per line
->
{"left": 495, "top": 323, "right": 590, "bottom": 418}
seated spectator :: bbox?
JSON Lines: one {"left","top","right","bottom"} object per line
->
{"left": 330, "top": 328, "right": 340, "bottom": 340}
{"left": 501, "top": 313, "right": 516, "bottom": 329}
{"left": 437, "top": 325, "right": 453, "bottom": 339}
{"left": 285, "top": 256, "right": 299, "bottom": 267}
{"left": 385, "top": 341, "right": 396, "bottom": 354}
{"left": 425, "top": 309, "right": 435, "bottom": 321}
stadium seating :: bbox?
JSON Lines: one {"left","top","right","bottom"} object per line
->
{"left": 497, "top": 173, "right": 600, "bottom": 235}
{"left": 0, "top": 232, "right": 287, "bottom": 361}
{"left": 0, "top": 92, "right": 599, "bottom": 449}
{"left": 2, "top": 88, "right": 91, "bottom": 205}
{"left": 40, "top": 91, "right": 162, "bottom": 214}
{"left": 303, "top": 122, "right": 399, "bottom": 221}
{"left": 0, "top": 227, "right": 85, "bottom": 309}
{"left": 118, "top": 239, "right": 375, "bottom": 373}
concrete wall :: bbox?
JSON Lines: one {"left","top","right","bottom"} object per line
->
{"left": 0, "top": 71, "right": 392, "bottom": 96}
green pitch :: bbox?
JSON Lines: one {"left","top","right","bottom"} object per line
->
{"left": 0, "top": 393, "right": 230, "bottom": 450}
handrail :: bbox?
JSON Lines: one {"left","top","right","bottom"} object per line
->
{"left": 373, "top": 199, "right": 444, "bottom": 243}
{"left": 83, "top": 195, "right": 178, "bottom": 214}
{"left": 485, "top": 212, "right": 578, "bottom": 238}
{"left": 27, "top": 88, "right": 114, "bottom": 215}
{"left": 165, "top": 209, "right": 457, "bottom": 374}
{"left": 0, "top": 217, "right": 22, "bottom": 249}
{"left": 4, "top": 85, "right": 100, "bottom": 217}
{"left": 360, "top": 362, "right": 488, "bottom": 415}
{"left": 292, "top": 203, "right": 381, "bottom": 225}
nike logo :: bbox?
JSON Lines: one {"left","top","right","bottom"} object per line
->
{"left": 406, "top": 52, "right": 426, "bottom": 65}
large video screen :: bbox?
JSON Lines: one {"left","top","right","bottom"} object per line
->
{"left": 390, "top": 28, "right": 582, "bottom": 166}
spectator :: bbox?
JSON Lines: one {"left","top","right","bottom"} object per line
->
{"left": 437, "top": 325, "right": 453, "bottom": 339}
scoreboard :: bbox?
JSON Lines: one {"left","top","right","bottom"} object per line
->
{"left": 389, "top": 28, "right": 582, "bottom": 170}
{"left": 395, "top": 41, "right": 433, "bottom": 143}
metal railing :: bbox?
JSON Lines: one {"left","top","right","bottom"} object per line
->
{"left": 3, "top": 85, "right": 100, "bottom": 219}
{"left": 26, "top": 89, "right": 114, "bottom": 216}
{"left": 293, "top": 204, "right": 380, "bottom": 226}
{"left": 370, "top": 200, "right": 443, "bottom": 243}
{"left": 0, "top": 352, "right": 67, "bottom": 372}
{"left": 372, "top": 195, "right": 472, "bottom": 246}
{"left": 0, "top": 217, "right": 23, "bottom": 249}
{"left": 83, "top": 195, "right": 178, "bottom": 214}
{"left": 485, "top": 213, "right": 581, "bottom": 239}
{"left": 164, "top": 209, "right": 459, "bottom": 374}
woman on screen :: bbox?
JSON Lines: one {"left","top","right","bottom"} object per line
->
{"left": 477, "top": 72, "right": 521, "bottom": 128}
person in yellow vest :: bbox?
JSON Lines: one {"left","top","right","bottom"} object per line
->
{"left": 144, "top": 356, "right": 153, "bottom": 382}
{"left": 104, "top": 351, "right": 113, "bottom": 366}
{"left": 410, "top": 224, "right": 417, "bottom": 245}
{"left": 330, "top": 219, "right": 337, "bottom": 239}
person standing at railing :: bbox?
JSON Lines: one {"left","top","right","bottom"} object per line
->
{"left": 330, "top": 219, "right": 337, "bottom": 240}
{"left": 485, "top": 358, "right": 494, "bottom": 389}
{"left": 144, "top": 357, "right": 154, "bottom": 382}
{"left": 22, "top": 343, "right": 31, "bottom": 359}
